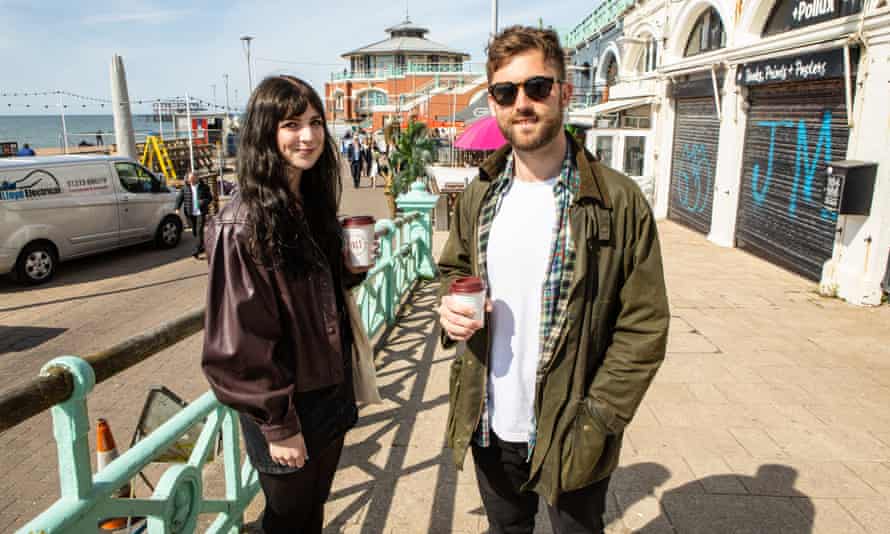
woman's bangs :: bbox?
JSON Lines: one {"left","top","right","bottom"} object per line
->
{"left": 277, "top": 89, "right": 309, "bottom": 122}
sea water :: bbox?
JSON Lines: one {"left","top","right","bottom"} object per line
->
{"left": 0, "top": 115, "right": 177, "bottom": 149}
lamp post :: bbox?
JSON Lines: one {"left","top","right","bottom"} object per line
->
{"left": 240, "top": 35, "right": 255, "bottom": 93}
{"left": 210, "top": 83, "right": 217, "bottom": 108}
{"left": 223, "top": 73, "right": 230, "bottom": 116}
{"left": 491, "top": 0, "right": 498, "bottom": 43}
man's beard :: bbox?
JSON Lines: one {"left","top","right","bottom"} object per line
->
{"left": 497, "top": 107, "right": 563, "bottom": 152}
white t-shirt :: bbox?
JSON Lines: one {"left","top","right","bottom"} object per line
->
{"left": 486, "top": 177, "right": 557, "bottom": 442}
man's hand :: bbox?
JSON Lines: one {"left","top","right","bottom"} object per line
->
{"left": 437, "top": 295, "right": 492, "bottom": 341}
{"left": 268, "top": 433, "right": 308, "bottom": 468}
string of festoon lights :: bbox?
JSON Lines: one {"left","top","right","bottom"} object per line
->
{"left": 0, "top": 90, "right": 240, "bottom": 113}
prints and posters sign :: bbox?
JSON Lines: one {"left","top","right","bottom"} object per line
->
{"left": 736, "top": 48, "right": 853, "bottom": 86}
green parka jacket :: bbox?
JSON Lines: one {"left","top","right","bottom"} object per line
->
{"left": 438, "top": 134, "right": 669, "bottom": 505}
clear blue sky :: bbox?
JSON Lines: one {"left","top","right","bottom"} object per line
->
{"left": 0, "top": 0, "right": 599, "bottom": 115}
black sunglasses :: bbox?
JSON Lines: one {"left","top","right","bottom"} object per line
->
{"left": 488, "top": 76, "right": 562, "bottom": 106}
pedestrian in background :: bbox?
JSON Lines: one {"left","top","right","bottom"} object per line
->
{"left": 16, "top": 143, "right": 35, "bottom": 156}
{"left": 347, "top": 136, "right": 363, "bottom": 187}
{"left": 370, "top": 144, "right": 381, "bottom": 188}
{"left": 437, "top": 26, "right": 669, "bottom": 533}
{"left": 376, "top": 146, "right": 389, "bottom": 186}
{"left": 340, "top": 131, "right": 351, "bottom": 155}
{"left": 362, "top": 137, "right": 373, "bottom": 179}
{"left": 175, "top": 171, "right": 213, "bottom": 258}
{"left": 202, "top": 75, "right": 374, "bottom": 534}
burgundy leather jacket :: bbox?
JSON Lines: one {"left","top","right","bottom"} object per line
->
{"left": 201, "top": 194, "right": 363, "bottom": 442}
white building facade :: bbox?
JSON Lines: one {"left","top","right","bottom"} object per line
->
{"left": 571, "top": 0, "right": 890, "bottom": 305}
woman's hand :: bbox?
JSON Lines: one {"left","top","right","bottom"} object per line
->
{"left": 269, "top": 433, "right": 308, "bottom": 468}
{"left": 344, "top": 238, "right": 381, "bottom": 274}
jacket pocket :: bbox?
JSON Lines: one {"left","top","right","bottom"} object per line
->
{"left": 560, "top": 398, "right": 608, "bottom": 491}
{"left": 445, "top": 356, "right": 463, "bottom": 448}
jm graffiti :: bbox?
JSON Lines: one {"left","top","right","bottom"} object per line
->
{"left": 750, "top": 110, "right": 837, "bottom": 221}
{"left": 675, "top": 143, "right": 712, "bottom": 213}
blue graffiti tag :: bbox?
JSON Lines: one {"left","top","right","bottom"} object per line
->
{"left": 749, "top": 111, "right": 836, "bottom": 221}
{"left": 675, "top": 143, "right": 711, "bottom": 213}
{"left": 751, "top": 120, "right": 795, "bottom": 205}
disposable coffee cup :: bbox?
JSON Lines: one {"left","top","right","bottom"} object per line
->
{"left": 450, "top": 276, "right": 486, "bottom": 326}
{"left": 343, "top": 216, "right": 376, "bottom": 268}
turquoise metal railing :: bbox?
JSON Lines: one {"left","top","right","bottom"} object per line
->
{"left": 332, "top": 62, "right": 483, "bottom": 81}
{"left": 356, "top": 181, "right": 438, "bottom": 338}
{"left": 18, "top": 183, "right": 439, "bottom": 533}
{"left": 561, "top": 0, "right": 634, "bottom": 49}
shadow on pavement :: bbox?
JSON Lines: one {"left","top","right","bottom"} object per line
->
{"left": 0, "top": 325, "right": 67, "bottom": 355}
{"left": 0, "top": 233, "right": 201, "bottom": 292}
{"left": 606, "top": 462, "right": 814, "bottom": 533}
{"left": 323, "top": 281, "right": 460, "bottom": 534}
{"left": 248, "top": 279, "right": 818, "bottom": 533}
{"left": 0, "top": 273, "right": 207, "bottom": 314}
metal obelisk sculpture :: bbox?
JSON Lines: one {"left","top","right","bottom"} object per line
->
{"left": 110, "top": 54, "right": 137, "bottom": 159}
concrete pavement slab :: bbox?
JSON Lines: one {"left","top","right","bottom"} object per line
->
{"left": 6, "top": 206, "right": 890, "bottom": 532}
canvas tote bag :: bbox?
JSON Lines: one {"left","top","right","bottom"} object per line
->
{"left": 344, "top": 289, "right": 382, "bottom": 404}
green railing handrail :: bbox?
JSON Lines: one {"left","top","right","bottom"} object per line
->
{"left": 561, "top": 0, "right": 633, "bottom": 49}
{"left": 16, "top": 183, "right": 439, "bottom": 533}
{"left": 332, "top": 62, "right": 484, "bottom": 81}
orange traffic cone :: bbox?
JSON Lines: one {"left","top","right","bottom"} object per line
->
{"left": 96, "top": 418, "right": 132, "bottom": 531}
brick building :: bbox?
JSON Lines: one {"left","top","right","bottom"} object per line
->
{"left": 324, "top": 19, "right": 488, "bottom": 134}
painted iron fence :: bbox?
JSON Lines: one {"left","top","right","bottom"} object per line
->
{"left": 13, "top": 182, "right": 438, "bottom": 533}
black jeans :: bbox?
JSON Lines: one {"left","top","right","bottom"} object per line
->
{"left": 256, "top": 435, "right": 345, "bottom": 534}
{"left": 472, "top": 433, "right": 611, "bottom": 534}
{"left": 188, "top": 214, "right": 205, "bottom": 253}
{"left": 350, "top": 160, "right": 362, "bottom": 187}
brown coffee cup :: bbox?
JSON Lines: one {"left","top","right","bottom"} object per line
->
{"left": 450, "top": 276, "right": 486, "bottom": 326}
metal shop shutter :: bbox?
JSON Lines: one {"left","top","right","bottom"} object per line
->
{"left": 668, "top": 97, "right": 721, "bottom": 234}
{"left": 736, "top": 80, "right": 848, "bottom": 281}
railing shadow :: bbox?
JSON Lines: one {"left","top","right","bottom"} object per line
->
{"left": 321, "top": 280, "right": 462, "bottom": 534}
{"left": 238, "top": 277, "right": 819, "bottom": 533}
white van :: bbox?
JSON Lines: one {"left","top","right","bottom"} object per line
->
{"left": 0, "top": 155, "right": 183, "bottom": 284}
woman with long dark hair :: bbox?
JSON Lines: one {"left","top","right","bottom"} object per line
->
{"left": 202, "top": 75, "right": 371, "bottom": 533}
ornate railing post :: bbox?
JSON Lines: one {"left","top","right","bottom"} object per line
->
{"left": 43, "top": 356, "right": 96, "bottom": 501}
{"left": 375, "top": 219, "right": 397, "bottom": 327}
{"left": 396, "top": 180, "right": 439, "bottom": 280}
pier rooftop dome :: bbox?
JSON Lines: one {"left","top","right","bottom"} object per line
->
{"left": 341, "top": 19, "right": 470, "bottom": 60}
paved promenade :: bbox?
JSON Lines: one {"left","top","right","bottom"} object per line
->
{"left": 2, "top": 183, "right": 889, "bottom": 532}
{"left": 265, "top": 218, "right": 889, "bottom": 534}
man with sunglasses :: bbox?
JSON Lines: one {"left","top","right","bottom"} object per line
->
{"left": 437, "top": 26, "right": 669, "bottom": 533}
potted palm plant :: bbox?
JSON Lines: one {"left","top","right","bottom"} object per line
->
{"left": 384, "top": 119, "right": 435, "bottom": 218}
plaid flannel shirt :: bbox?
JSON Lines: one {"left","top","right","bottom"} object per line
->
{"left": 474, "top": 146, "right": 581, "bottom": 459}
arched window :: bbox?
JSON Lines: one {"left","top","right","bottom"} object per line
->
{"left": 604, "top": 55, "right": 619, "bottom": 86}
{"left": 358, "top": 89, "right": 388, "bottom": 109}
{"left": 581, "top": 62, "right": 592, "bottom": 83}
{"left": 333, "top": 91, "right": 345, "bottom": 111}
{"left": 636, "top": 35, "right": 658, "bottom": 73}
{"left": 684, "top": 7, "right": 726, "bottom": 57}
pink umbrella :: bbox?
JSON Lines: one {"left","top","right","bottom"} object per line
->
{"left": 454, "top": 116, "right": 507, "bottom": 151}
